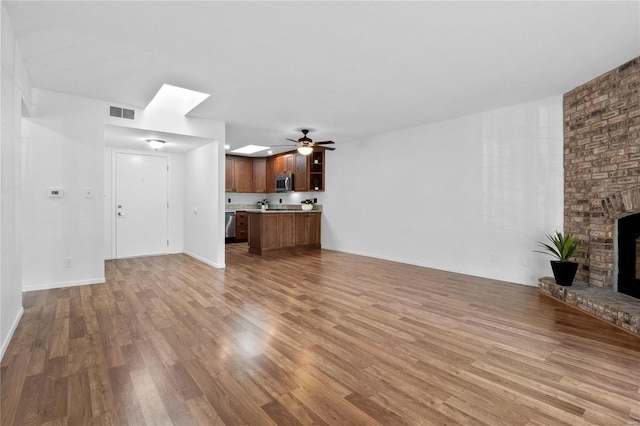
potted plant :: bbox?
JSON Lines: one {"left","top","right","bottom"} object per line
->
{"left": 259, "top": 199, "right": 269, "bottom": 211}
{"left": 301, "top": 199, "right": 314, "bottom": 211}
{"left": 313, "top": 178, "right": 321, "bottom": 190}
{"left": 535, "top": 231, "right": 581, "bottom": 286}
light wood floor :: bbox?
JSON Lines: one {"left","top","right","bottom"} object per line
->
{"left": 2, "top": 244, "right": 639, "bottom": 425}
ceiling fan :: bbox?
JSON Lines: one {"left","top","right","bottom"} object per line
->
{"left": 277, "top": 129, "right": 336, "bottom": 155}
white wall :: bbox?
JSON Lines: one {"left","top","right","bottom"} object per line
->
{"left": 22, "top": 89, "right": 225, "bottom": 291}
{"left": 323, "top": 96, "right": 564, "bottom": 286}
{"left": 22, "top": 90, "right": 106, "bottom": 291}
{"left": 1, "top": 4, "right": 30, "bottom": 359}
{"left": 104, "top": 148, "right": 185, "bottom": 259}
{"left": 184, "top": 142, "right": 225, "bottom": 267}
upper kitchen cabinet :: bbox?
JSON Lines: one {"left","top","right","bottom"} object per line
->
{"left": 226, "top": 155, "right": 253, "bottom": 193}
{"left": 228, "top": 149, "right": 326, "bottom": 194}
{"left": 309, "top": 149, "right": 325, "bottom": 191}
{"left": 294, "top": 153, "right": 308, "bottom": 192}
{"left": 253, "top": 158, "right": 267, "bottom": 193}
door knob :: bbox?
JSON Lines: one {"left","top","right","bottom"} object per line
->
{"left": 117, "top": 212, "right": 126, "bottom": 217}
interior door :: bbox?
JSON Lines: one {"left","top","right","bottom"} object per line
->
{"left": 115, "top": 153, "right": 168, "bottom": 258}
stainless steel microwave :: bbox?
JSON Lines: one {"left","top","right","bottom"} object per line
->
{"left": 275, "top": 173, "right": 293, "bottom": 192}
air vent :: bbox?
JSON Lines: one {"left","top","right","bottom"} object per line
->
{"left": 109, "top": 106, "right": 135, "bottom": 120}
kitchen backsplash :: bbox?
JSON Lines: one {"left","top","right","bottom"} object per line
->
{"left": 226, "top": 203, "right": 322, "bottom": 211}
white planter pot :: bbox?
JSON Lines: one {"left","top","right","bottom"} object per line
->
{"left": 301, "top": 204, "right": 313, "bottom": 211}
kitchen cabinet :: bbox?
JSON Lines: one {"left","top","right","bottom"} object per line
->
{"left": 294, "top": 153, "right": 308, "bottom": 192}
{"left": 253, "top": 158, "right": 267, "bottom": 193}
{"left": 283, "top": 153, "right": 295, "bottom": 173}
{"left": 235, "top": 211, "right": 248, "bottom": 242}
{"left": 309, "top": 149, "right": 325, "bottom": 191}
{"left": 248, "top": 211, "right": 321, "bottom": 255}
{"left": 295, "top": 212, "right": 321, "bottom": 246}
{"left": 226, "top": 155, "right": 253, "bottom": 193}
{"left": 266, "top": 155, "right": 281, "bottom": 193}
{"left": 232, "top": 148, "right": 326, "bottom": 194}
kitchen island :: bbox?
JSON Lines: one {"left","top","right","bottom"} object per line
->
{"left": 248, "top": 210, "right": 321, "bottom": 255}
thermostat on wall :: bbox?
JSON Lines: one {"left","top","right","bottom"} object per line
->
{"left": 48, "top": 187, "right": 63, "bottom": 197}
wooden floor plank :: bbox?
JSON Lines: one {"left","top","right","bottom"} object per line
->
{"left": 1, "top": 244, "right": 639, "bottom": 425}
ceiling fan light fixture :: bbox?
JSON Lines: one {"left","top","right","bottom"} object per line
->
{"left": 147, "top": 139, "right": 165, "bottom": 150}
{"left": 297, "top": 146, "right": 313, "bottom": 156}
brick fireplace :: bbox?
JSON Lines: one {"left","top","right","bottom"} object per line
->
{"left": 539, "top": 57, "right": 640, "bottom": 336}
{"left": 563, "top": 56, "right": 640, "bottom": 290}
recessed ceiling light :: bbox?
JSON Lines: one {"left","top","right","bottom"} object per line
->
{"left": 224, "top": 144, "right": 230, "bottom": 150}
{"left": 146, "top": 84, "right": 210, "bottom": 115}
{"left": 230, "top": 145, "right": 270, "bottom": 155}
{"left": 267, "top": 150, "right": 273, "bottom": 154}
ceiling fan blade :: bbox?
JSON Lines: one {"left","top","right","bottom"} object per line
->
{"left": 313, "top": 141, "right": 335, "bottom": 145}
{"left": 271, "top": 144, "right": 298, "bottom": 147}
{"left": 322, "top": 146, "right": 336, "bottom": 151}
{"left": 285, "top": 138, "right": 299, "bottom": 143}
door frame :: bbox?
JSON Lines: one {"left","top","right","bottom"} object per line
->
{"left": 110, "top": 149, "right": 173, "bottom": 259}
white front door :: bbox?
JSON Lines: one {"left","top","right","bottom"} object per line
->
{"left": 115, "top": 153, "right": 168, "bottom": 258}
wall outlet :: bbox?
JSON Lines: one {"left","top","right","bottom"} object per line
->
{"left": 227, "top": 198, "right": 231, "bottom": 203}
{"left": 65, "top": 257, "right": 72, "bottom": 267}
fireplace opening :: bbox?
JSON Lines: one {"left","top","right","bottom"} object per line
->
{"left": 617, "top": 213, "right": 640, "bottom": 299}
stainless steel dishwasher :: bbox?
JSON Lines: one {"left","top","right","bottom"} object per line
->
{"left": 225, "top": 211, "right": 236, "bottom": 242}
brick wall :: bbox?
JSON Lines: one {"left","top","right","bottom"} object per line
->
{"left": 563, "top": 56, "right": 640, "bottom": 288}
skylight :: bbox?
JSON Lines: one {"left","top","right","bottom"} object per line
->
{"left": 230, "top": 145, "right": 270, "bottom": 155}
{"left": 145, "top": 84, "right": 210, "bottom": 115}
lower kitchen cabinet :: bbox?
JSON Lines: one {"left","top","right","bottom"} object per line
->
{"left": 248, "top": 212, "right": 321, "bottom": 255}
{"left": 295, "top": 213, "right": 320, "bottom": 246}
{"left": 235, "top": 211, "right": 248, "bottom": 242}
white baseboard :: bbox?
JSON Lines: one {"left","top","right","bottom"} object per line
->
{"left": 184, "top": 251, "right": 225, "bottom": 268}
{"left": 22, "top": 277, "right": 105, "bottom": 292}
{"left": 1, "top": 307, "right": 24, "bottom": 361}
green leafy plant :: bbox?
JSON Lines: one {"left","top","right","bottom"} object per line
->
{"left": 259, "top": 198, "right": 269, "bottom": 206}
{"left": 535, "top": 231, "right": 581, "bottom": 262}
{"left": 301, "top": 199, "right": 314, "bottom": 205}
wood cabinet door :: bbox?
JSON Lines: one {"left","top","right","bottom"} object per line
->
{"left": 266, "top": 157, "right": 276, "bottom": 193}
{"left": 225, "top": 156, "right": 235, "bottom": 192}
{"left": 253, "top": 158, "right": 267, "bottom": 193}
{"left": 295, "top": 214, "right": 310, "bottom": 246}
{"left": 309, "top": 213, "right": 321, "bottom": 245}
{"left": 234, "top": 157, "right": 253, "bottom": 193}
{"left": 294, "top": 154, "right": 308, "bottom": 192}
{"left": 295, "top": 213, "right": 321, "bottom": 246}
{"left": 283, "top": 154, "right": 294, "bottom": 173}
{"left": 261, "top": 215, "right": 279, "bottom": 250}
{"left": 277, "top": 214, "right": 296, "bottom": 247}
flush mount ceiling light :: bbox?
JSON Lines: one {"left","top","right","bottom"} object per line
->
{"left": 146, "top": 84, "right": 210, "bottom": 115}
{"left": 146, "top": 139, "right": 165, "bottom": 150}
{"left": 230, "top": 145, "right": 270, "bottom": 155}
{"left": 224, "top": 144, "right": 230, "bottom": 150}
{"left": 297, "top": 146, "right": 313, "bottom": 156}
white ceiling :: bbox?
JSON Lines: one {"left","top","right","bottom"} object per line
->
{"left": 6, "top": 1, "right": 640, "bottom": 154}
{"left": 104, "top": 125, "right": 212, "bottom": 154}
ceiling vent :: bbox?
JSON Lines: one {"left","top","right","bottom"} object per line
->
{"left": 109, "top": 106, "right": 135, "bottom": 120}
